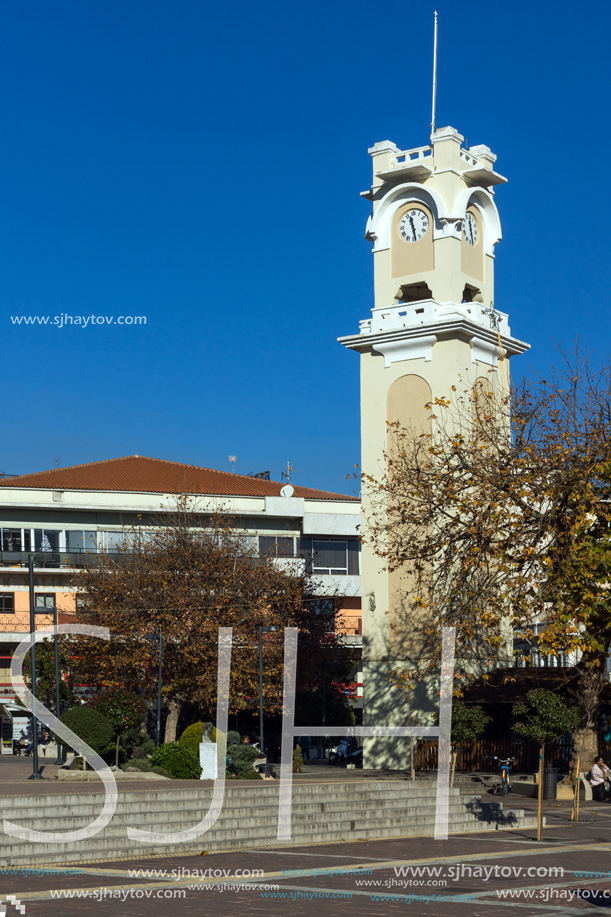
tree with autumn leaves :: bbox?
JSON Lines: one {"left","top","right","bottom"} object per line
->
{"left": 363, "top": 348, "right": 611, "bottom": 777}
{"left": 72, "top": 501, "right": 352, "bottom": 742}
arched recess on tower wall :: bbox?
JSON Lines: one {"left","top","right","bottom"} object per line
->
{"left": 385, "top": 374, "right": 433, "bottom": 659}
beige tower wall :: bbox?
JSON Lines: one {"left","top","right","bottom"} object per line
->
{"left": 386, "top": 374, "right": 432, "bottom": 660}
{"left": 360, "top": 340, "right": 512, "bottom": 767}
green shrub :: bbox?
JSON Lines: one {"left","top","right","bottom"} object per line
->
{"left": 131, "top": 739, "right": 155, "bottom": 759}
{"left": 179, "top": 722, "right": 205, "bottom": 748}
{"left": 293, "top": 746, "right": 304, "bottom": 773}
{"left": 122, "top": 730, "right": 155, "bottom": 759}
{"left": 227, "top": 730, "right": 241, "bottom": 747}
{"left": 120, "top": 757, "right": 172, "bottom": 779}
{"left": 122, "top": 757, "right": 153, "bottom": 772}
{"left": 100, "top": 743, "right": 126, "bottom": 766}
{"left": 59, "top": 707, "right": 114, "bottom": 756}
{"left": 228, "top": 743, "right": 261, "bottom": 779}
{"left": 151, "top": 742, "right": 202, "bottom": 779}
{"left": 89, "top": 689, "right": 148, "bottom": 767}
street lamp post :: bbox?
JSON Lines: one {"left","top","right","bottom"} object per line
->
{"left": 320, "top": 660, "right": 327, "bottom": 760}
{"left": 156, "top": 632, "right": 163, "bottom": 747}
{"left": 258, "top": 625, "right": 278, "bottom": 761}
{"left": 52, "top": 601, "right": 62, "bottom": 764}
{"left": 27, "top": 555, "right": 42, "bottom": 780}
{"left": 145, "top": 631, "right": 163, "bottom": 746}
{"left": 32, "top": 603, "right": 63, "bottom": 763}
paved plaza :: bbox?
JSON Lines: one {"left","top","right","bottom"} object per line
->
{"left": 2, "top": 757, "right": 611, "bottom": 916}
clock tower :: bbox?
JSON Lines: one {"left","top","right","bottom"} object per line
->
{"left": 339, "top": 126, "right": 529, "bottom": 768}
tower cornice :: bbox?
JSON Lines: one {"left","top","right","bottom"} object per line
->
{"left": 339, "top": 299, "right": 530, "bottom": 368}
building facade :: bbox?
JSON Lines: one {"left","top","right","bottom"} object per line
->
{"left": 0, "top": 455, "right": 362, "bottom": 706}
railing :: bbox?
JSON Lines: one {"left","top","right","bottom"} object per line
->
{"left": 336, "top": 615, "right": 362, "bottom": 636}
{"left": 417, "top": 736, "right": 573, "bottom": 773}
{"left": 389, "top": 146, "right": 433, "bottom": 169}
{"left": 459, "top": 149, "right": 479, "bottom": 167}
{"left": 0, "top": 550, "right": 128, "bottom": 569}
{"left": 0, "top": 548, "right": 359, "bottom": 575}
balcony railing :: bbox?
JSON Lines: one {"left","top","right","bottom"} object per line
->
{"left": 0, "top": 551, "right": 127, "bottom": 569}
{"left": 0, "top": 547, "right": 360, "bottom": 576}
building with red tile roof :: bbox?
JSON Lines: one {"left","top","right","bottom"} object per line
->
{"left": 0, "top": 455, "right": 358, "bottom": 502}
{"left": 0, "top": 456, "right": 362, "bottom": 720}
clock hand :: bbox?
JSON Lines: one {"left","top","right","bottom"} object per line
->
{"left": 409, "top": 216, "right": 417, "bottom": 241}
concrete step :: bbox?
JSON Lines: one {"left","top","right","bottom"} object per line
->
{"left": 0, "top": 814, "right": 541, "bottom": 867}
{"left": 2, "top": 802, "right": 528, "bottom": 834}
{"left": 0, "top": 792, "right": 474, "bottom": 821}
{"left": 1, "top": 780, "right": 463, "bottom": 802}
{"left": 1, "top": 812, "right": 540, "bottom": 867}
{"left": 0, "top": 780, "right": 538, "bottom": 866}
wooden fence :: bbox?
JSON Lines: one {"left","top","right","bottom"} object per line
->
{"left": 417, "top": 736, "right": 573, "bottom": 773}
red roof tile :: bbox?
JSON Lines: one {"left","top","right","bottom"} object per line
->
{"left": 0, "top": 456, "right": 358, "bottom": 502}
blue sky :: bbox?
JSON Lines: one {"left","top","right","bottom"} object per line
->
{"left": 1, "top": 1, "right": 609, "bottom": 494}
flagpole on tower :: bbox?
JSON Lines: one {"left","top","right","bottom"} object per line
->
{"left": 431, "top": 11, "right": 438, "bottom": 136}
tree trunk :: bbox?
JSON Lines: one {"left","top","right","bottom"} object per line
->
{"left": 567, "top": 667, "right": 604, "bottom": 781}
{"left": 164, "top": 698, "right": 182, "bottom": 743}
{"left": 115, "top": 734, "right": 121, "bottom": 768}
{"left": 569, "top": 724, "right": 598, "bottom": 781}
{"left": 450, "top": 748, "right": 457, "bottom": 789}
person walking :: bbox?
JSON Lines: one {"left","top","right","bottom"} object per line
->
{"left": 298, "top": 735, "right": 312, "bottom": 761}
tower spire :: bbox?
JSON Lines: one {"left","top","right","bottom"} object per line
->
{"left": 431, "top": 11, "right": 438, "bottom": 135}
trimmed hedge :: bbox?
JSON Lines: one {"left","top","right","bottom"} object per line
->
{"left": 179, "top": 722, "right": 205, "bottom": 748}
{"left": 59, "top": 707, "right": 114, "bottom": 756}
{"left": 151, "top": 742, "right": 202, "bottom": 779}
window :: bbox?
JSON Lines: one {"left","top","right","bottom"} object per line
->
{"left": 232, "top": 533, "right": 257, "bottom": 552}
{"left": 105, "top": 532, "right": 128, "bottom": 552}
{"left": 259, "top": 536, "right": 295, "bottom": 557}
{"left": 308, "top": 598, "right": 336, "bottom": 632}
{"left": 299, "top": 539, "right": 360, "bottom": 576}
{"left": 36, "top": 594, "right": 53, "bottom": 607}
{"left": 35, "top": 594, "right": 55, "bottom": 610}
{"left": 34, "top": 530, "right": 60, "bottom": 552}
{"left": 0, "top": 594, "right": 15, "bottom": 613}
{"left": 1, "top": 528, "right": 30, "bottom": 552}
{"left": 66, "top": 531, "right": 97, "bottom": 552}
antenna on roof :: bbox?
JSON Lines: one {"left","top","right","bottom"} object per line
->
{"left": 247, "top": 470, "right": 271, "bottom": 481}
{"left": 55, "top": 457, "right": 60, "bottom": 468}
{"left": 431, "top": 11, "right": 438, "bottom": 136}
{"left": 281, "top": 461, "right": 293, "bottom": 484}
{"left": 228, "top": 455, "right": 237, "bottom": 472}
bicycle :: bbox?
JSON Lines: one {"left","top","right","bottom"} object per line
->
{"left": 493, "top": 756, "right": 515, "bottom": 795}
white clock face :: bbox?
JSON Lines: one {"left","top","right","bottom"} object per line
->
{"left": 463, "top": 212, "right": 478, "bottom": 247}
{"left": 399, "top": 208, "right": 429, "bottom": 243}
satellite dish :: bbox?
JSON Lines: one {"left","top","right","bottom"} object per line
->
{"left": 280, "top": 484, "right": 294, "bottom": 498}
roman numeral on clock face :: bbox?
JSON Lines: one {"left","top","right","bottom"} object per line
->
{"left": 399, "top": 208, "right": 429, "bottom": 243}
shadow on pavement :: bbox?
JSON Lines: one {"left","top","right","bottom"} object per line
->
{"left": 577, "top": 889, "right": 611, "bottom": 907}
{"left": 464, "top": 799, "right": 518, "bottom": 826}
